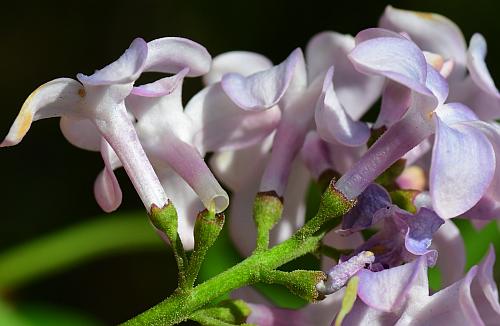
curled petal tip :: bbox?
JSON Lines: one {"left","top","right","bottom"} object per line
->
{"left": 77, "top": 38, "right": 148, "bottom": 86}
{"left": 221, "top": 48, "right": 303, "bottom": 111}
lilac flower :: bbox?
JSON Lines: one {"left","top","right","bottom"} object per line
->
{"left": 342, "top": 247, "right": 500, "bottom": 325}
{"left": 89, "top": 69, "right": 231, "bottom": 248}
{"left": 2, "top": 37, "right": 211, "bottom": 213}
{"left": 221, "top": 32, "right": 382, "bottom": 196}
{"left": 379, "top": 5, "right": 500, "bottom": 120}
{"left": 339, "top": 184, "right": 444, "bottom": 269}
{"left": 334, "top": 28, "right": 496, "bottom": 219}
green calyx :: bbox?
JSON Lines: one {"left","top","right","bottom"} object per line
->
{"left": 186, "top": 209, "right": 225, "bottom": 287}
{"left": 149, "top": 202, "right": 188, "bottom": 289}
{"left": 300, "top": 179, "right": 354, "bottom": 238}
{"left": 253, "top": 191, "right": 284, "bottom": 251}
{"left": 261, "top": 270, "right": 326, "bottom": 302}
{"left": 149, "top": 202, "right": 179, "bottom": 241}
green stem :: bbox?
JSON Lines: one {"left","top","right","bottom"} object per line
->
{"left": 122, "top": 232, "right": 324, "bottom": 326}
{"left": 0, "top": 212, "right": 162, "bottom": 291}
{"left": 122, "top": 182, "right": 352, "bottom": 325}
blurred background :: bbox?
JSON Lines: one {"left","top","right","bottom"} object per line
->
{"left": 0, "top": 0, "right": 498, "bottom": 324}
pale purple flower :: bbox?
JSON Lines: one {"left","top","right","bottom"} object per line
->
{"left": 334, "top": 28, "right": 496, "bottom": 219}
{"left": 342, "top": 247, "right": 500, "bottom": 325}
{"left": 379, "top": 5, "right": 500, "bottom": 120}
{"left": 1, "top": 38, "right": 210, "bottom": 212}
{"left": 221, "top": 32, "right": 382, "bottom": 196}
{"left": 339, "top": 184, "right": 444, "bottom": 269}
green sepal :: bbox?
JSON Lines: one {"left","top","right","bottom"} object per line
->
{"left": 375, "top": 159, "right": 406, "bottom": 189}
{"left": 149, "top": 202, "right": 188, "bottom": 289}
{"left": 149, "top": 202, "right": 178, "bottom": 241}
{"left": 260, "top": 270, "right": 326, "bottom": 302}
{"left": 194, "top": 209, "right": 225, "bottom": 253}
{"left": 192, "top": 300, "right": 251, "bottom": 325}
{"left": 300, "top": 180, "right": 354, "bottom": 237}
{"left": 390, "top": 189, "right": 418, "bottom": 214}
{"left": 253, "top": 191, "right": 283, "bottom": 251}
{"left": 187, "top": 210, "right": 225, "bottom": 287}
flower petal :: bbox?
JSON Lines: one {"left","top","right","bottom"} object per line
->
{"left": 307, "top": 31, "right": 384, "bottom": 120}
{"left": 210, "top": 136, "right": 272, "bottom": 191}
{"left": 221, "top": 48, "right": 305, "bottom": 111}
{"left": 374, "top": 80, "right": 412, "bottom": 128}
{"left": 185, "top": 83, "right": 281, "bottom": 155}
{"left": 464, "top": 121, "right": 500, "bottom": 220}
{"left": 431, "top": 219, "right": 466, "bottom": 287}
{"left": 348, "top": 34, "right": 432, "bottom": 97}
{"left": 144, "top": 37, "right": 211, "bottom": 76}
{"left": 379, "top": 5, "right": 467, "bottom": 78}
{"left": 59, "top": 116, "right": 101, "bottom": 151}
{"left": 77, "top": 38, "right": 148, "bottom": 85}
{"left": 94, "top": 140, "right": 123, "bottom": 213}
{"left": 431, "top": 107, "right": 495, "bottom": 218}
{"left": 467, "top": 34, "right": 498, "bottom": 97}
{"left": 402, "top": 207, "right": 444, "bottom": 266}
{"left": 471, "top": 245, "right": 500, "bottom": 324}
{"left": 1, "top": 78, "right": 83, "bottom": 147}
{"left": 399, "top": 266, "right": 483, "bottom": 326}
{"left": 127, "top": 70, "right": 193, "bottom": 143}
{"left": 315, "top": 66, "right": 370, "bottom": 146}
{"left": 341, "top": 183, "right": 393, "bottom": 232}
{"left": 203, "top": 51, "right": 273, "bottom": 85}
{"left": 131, "top": 68, "right": 189, "bottom": 98}
{"left": 357, "top": 256, "right": 429, "bottom": 312}
{"left": 301, "top": 131, "right": 332, "bottom": 179}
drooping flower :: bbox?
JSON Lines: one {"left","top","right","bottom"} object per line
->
{"left": 2, "top": 37, "right": 212, "bottom": 213}
{"left": 334, "top": 28, "right": 497, "bottom": 219}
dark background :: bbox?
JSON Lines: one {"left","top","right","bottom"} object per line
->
{"left": 0, "top": 0, "right": 498, "bottom": 324}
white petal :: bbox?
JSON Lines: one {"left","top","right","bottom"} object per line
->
{"left": 203, "top": 51, "right": 273, "bottom": 85}
{"left": 1, "top": 78, "right": 83, "bottom": 147}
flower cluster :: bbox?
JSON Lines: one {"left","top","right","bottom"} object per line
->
{"left": 3, "top": 5, "right": 499, "bottom": 326}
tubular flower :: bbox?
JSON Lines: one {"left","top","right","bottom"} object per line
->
{"left": 379, "top": 5, "right": 500, "bottom": 120}
{"left": 2, "top": 37, "right": 212, "bottom": 213}
{"left": 92, "top": 69, "right": 230, "bottom": 248}
{"left": 334, "top": 28, "right": 497, "bottom": 219}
